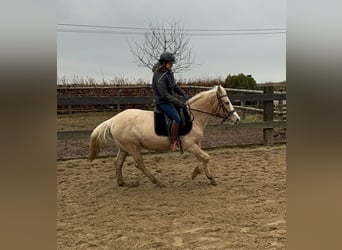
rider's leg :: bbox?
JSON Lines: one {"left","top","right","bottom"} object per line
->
{"left": 157, "top": 103, "right": 181, "bottom": 151}
{"left": 170, "top": 120, "right": 180, "bottom": 151}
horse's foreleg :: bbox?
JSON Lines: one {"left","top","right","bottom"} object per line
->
{"left": 187, "top": 144, "right": 217, "bottom": 186}
{"left": 131, "top": 151, "right": 164, "bottom": 187}
{"left": 115, "top": 148, "right": 128, "bottom": 186}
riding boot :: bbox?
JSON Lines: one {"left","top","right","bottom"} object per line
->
{"left": 170, "top": 121, "right": 180, "bottom": 151}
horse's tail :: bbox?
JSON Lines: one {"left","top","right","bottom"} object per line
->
{"left": 89, "top": 118, "right": 114, "bottom": 161}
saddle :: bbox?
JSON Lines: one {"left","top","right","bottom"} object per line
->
{"left": 153, "top": 106, "right": 193, "bottom": 137}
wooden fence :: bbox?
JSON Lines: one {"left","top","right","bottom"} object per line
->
{"left": 57, "top": 84, "right": 286, "bottom": 147}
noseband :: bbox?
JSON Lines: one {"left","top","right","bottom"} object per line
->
{"left": 188, "top": 91, "right": 237, "bottom": 123}
{"left": 215, "top": 92, "right": 237, "bottom": 123}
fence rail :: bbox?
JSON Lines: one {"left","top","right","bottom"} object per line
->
{"left": 57, "top": 94, "right": 286, "bottom": 106}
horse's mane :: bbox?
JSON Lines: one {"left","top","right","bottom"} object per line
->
{"left": 188, "top": 86, "right": 219, "bottom": 105}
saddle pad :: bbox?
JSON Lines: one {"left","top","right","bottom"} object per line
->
{"left": 154, "top": 108, "right": 192, "bottom": 137}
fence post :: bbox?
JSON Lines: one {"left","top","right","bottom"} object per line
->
{"left": 240, "top": 100, "right": 246, "bottom": 120}
{"left": 278, "top": 99, "right": 284, "bottom": 121}
{"left": 263, "top": 86, "right": 274, "bottom": 146}
{"left": 117, "top": 89, "right": 121, "bottom": 112}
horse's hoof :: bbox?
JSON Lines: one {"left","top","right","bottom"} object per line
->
{"left": 210, "top": 178, "right": 218, "bottom": 186}
{"left": 155, "top": 181, "right": 166, "bottom": 188}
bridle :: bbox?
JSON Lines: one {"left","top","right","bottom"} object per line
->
{"left": 187, "top": 92, "right": 237, "bottom": 124}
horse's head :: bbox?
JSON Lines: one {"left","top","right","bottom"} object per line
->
{"left": 215, "top": 85, "right": 240, "bottom": 124}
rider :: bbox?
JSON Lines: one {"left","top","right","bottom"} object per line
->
{"left": 152, "top": 51, "right": 187, "bottom": 152}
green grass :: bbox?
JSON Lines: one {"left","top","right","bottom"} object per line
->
{"left": 57, "top": 111, "right": 117, "bottom": 131}
{"left": 240, "top": 112, "right": 263, "bottom": 123}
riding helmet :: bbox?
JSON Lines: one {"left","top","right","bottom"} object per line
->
{"left": 159, "top": 52, "right": 176, "bottom": 63}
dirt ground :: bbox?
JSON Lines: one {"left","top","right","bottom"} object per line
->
{"left": 57, "top": 144, "right": 286, "bottom": 249}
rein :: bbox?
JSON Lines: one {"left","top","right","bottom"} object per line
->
{"left": 187, "top": 92, "right": 237, "bottom": 124}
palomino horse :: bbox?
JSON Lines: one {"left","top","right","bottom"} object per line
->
{"left": 89, "top": 85, "right": 240, "bottom": 187}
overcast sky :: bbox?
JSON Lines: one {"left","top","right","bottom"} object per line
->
{"left": 57, "top": 0, "right": 286, "bottom": 84}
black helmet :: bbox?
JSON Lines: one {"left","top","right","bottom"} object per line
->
{"left": 159, "top": 52, "right": 176, "bottom": 63}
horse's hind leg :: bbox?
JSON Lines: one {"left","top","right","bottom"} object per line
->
{"left": 187, "top": 144, "right": 217, "bottom": 186}
{"left": 115, "top": 147, "right": 128, "bottom": 186}
{"left": 130, "top": 151, "right": 164, "bottom": 187}
{"left": 191, "top": 166, "right": 201, "bottom": 180}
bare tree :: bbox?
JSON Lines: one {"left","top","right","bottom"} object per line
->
{"left": 129, "top": 20, "right": 195, "bottom": 73}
